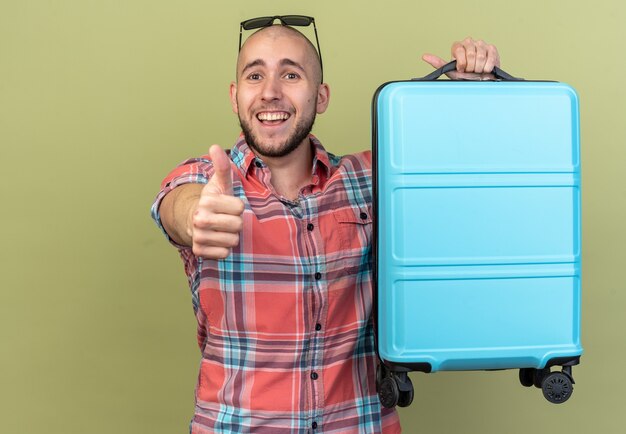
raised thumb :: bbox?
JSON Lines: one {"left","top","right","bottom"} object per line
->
{"left": 206, "top": 145, "right": 233, "bottom": 195}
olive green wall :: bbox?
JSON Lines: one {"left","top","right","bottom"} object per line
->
{"left": 1, "top": 0, "right": 623, "bottom": 432}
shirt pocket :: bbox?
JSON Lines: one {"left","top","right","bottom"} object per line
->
{"left": 332, "top": 206, "right": 373, "bottom": 251}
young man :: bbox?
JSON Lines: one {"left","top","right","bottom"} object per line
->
{"left": 152, "top": 18, "right": 500, "bottom": 433}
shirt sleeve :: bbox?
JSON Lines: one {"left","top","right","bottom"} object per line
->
{"left": 358, "top": 150, "right": 372, "bottom": 169}
{"left": 150, "top": 155, "right": 214, "bottom": 248}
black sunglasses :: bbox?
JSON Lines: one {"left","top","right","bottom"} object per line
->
{"left": 238, "top": 15, "right": 323, "bottom": 83}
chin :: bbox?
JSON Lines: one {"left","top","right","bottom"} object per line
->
{"left": 240, "top": 117, "right": 314, "bottom": 159}
{"left": 250, "top": 141, "right": 302, "bottom": 159}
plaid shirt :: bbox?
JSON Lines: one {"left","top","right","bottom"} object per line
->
{"left": 151, "top": 135, "right": 400, "bottom": 433}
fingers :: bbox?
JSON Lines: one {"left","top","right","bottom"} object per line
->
{"left": 451, "top": 41, "right": 467, "bottom": 73}
{"left": 193, "top": 202, "right": 244, "bottom": 232}
{"left": 451, "top": 37, "right": 500, "bottom": 75}
{"left": 191, "top": 194, "right": 244, "bottom": 259}
{"left": 462, "top": 39, "right": 477, "bottom": 72}
{"left": 192, "top": 230, "right": 240, "bottom": 259}
{"left": 192, "top": 244, "right": 236, "bottom": 260}
{"left": 483, "top": 44, "right": 500, "bottom": 74}
{"left": 197, "top": 192, "right": 245, "bottom": 217}
{"left": 191, "top": 198, "right": 244, "bottom": 259}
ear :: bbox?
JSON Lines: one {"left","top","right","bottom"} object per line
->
{"left": 229, "top": 82, "right": 239, "bottom": 114}
{"left": 316, "top": 83, "right": 330, "bottom": 114}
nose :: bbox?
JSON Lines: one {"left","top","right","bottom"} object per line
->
{"left": 260, "top": 75, "right": 282, "bottom": 102}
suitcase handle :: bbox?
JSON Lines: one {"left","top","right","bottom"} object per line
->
{"left": 413, "top": 60, "right": 523, "bottom": 81}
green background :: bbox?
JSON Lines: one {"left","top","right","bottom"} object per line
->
{"left": 1, "top": 0, "right": 624, "bottom": 432}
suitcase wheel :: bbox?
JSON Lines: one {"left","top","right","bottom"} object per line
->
{"left": 533, "top": 367, "right": 551, "bottom": 388}
{"left": 519, "top": 365, "right": 575, "bottom": 403}
{"left": 397, "top": 380, "right": 414, "bottom": 408}
{"left": 517, "top": 367, "right": 550, "bottom": 388}
{"left": 378, "top": 376, "right": 400, "bottom": 408}
{"left": 377, "top": 364, "right": 414, "bottom": 408}
{"left": 519, "top": 368, "right": 534, "bottom": 387}
{"left": 541, "top": 371, "right": 573, "bottom": 404}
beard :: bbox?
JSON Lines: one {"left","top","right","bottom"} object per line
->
{"left": 239, "top": 110, "right": 317, "bottom": 159}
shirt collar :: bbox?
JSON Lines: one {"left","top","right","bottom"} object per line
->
{"left": 230, "top": 133, "right": 332, "bottom": 180}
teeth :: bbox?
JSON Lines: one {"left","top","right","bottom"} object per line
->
{"left": 257, "top": 112, "right": 289, "bottom": 121}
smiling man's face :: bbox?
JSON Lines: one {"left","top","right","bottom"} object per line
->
{"left": 230, "top": 26, "right": 329, "bottom": 159}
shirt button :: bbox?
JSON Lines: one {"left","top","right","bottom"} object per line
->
{"left": 307, "top": 223, "right": 314, "bottom": 231}
{"left": 312, "top": 422, "right": 318, "bottom": 429}
{"left": 315, "top": 323, "right": 322, "bottom": 331}
{"left": 311, "top": 372, "right": 318, "bottom": 380}
{"left": 314, "top": 272, "right": 322, "bottom": 280}
{"left": 360, "top": 211, "right": 368, "bottom": 220}
{"left": 255, "top": 160, "right": 263, "bottom": 168}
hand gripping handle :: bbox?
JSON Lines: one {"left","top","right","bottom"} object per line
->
{"left": 413, "top": 60, "right": 523, "bottom": 81}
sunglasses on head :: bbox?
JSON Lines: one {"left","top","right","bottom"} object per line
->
{"left": 238, "top": 15, "right": 323, "bottom": 83}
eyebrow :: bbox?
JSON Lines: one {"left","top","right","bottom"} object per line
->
{"left": 280, "top": 58, "right": 306, "bottom": 72}
{"left": 240, "top": 58, "right": 307, "bottom": 76}
{"left": 241, "top": 59, "right": 265, "bottom": 75}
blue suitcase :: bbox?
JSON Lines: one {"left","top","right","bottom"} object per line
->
{"left": 372, "top": 62, "right": 583, "bottom": 407}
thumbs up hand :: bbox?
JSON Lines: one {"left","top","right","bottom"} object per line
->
{"left": 189, "top": 145, "right": 245, "bottom": 259}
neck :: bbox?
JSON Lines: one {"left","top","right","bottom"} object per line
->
{"left": 260, "top": 138, "right": 314, "bottom": 200}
